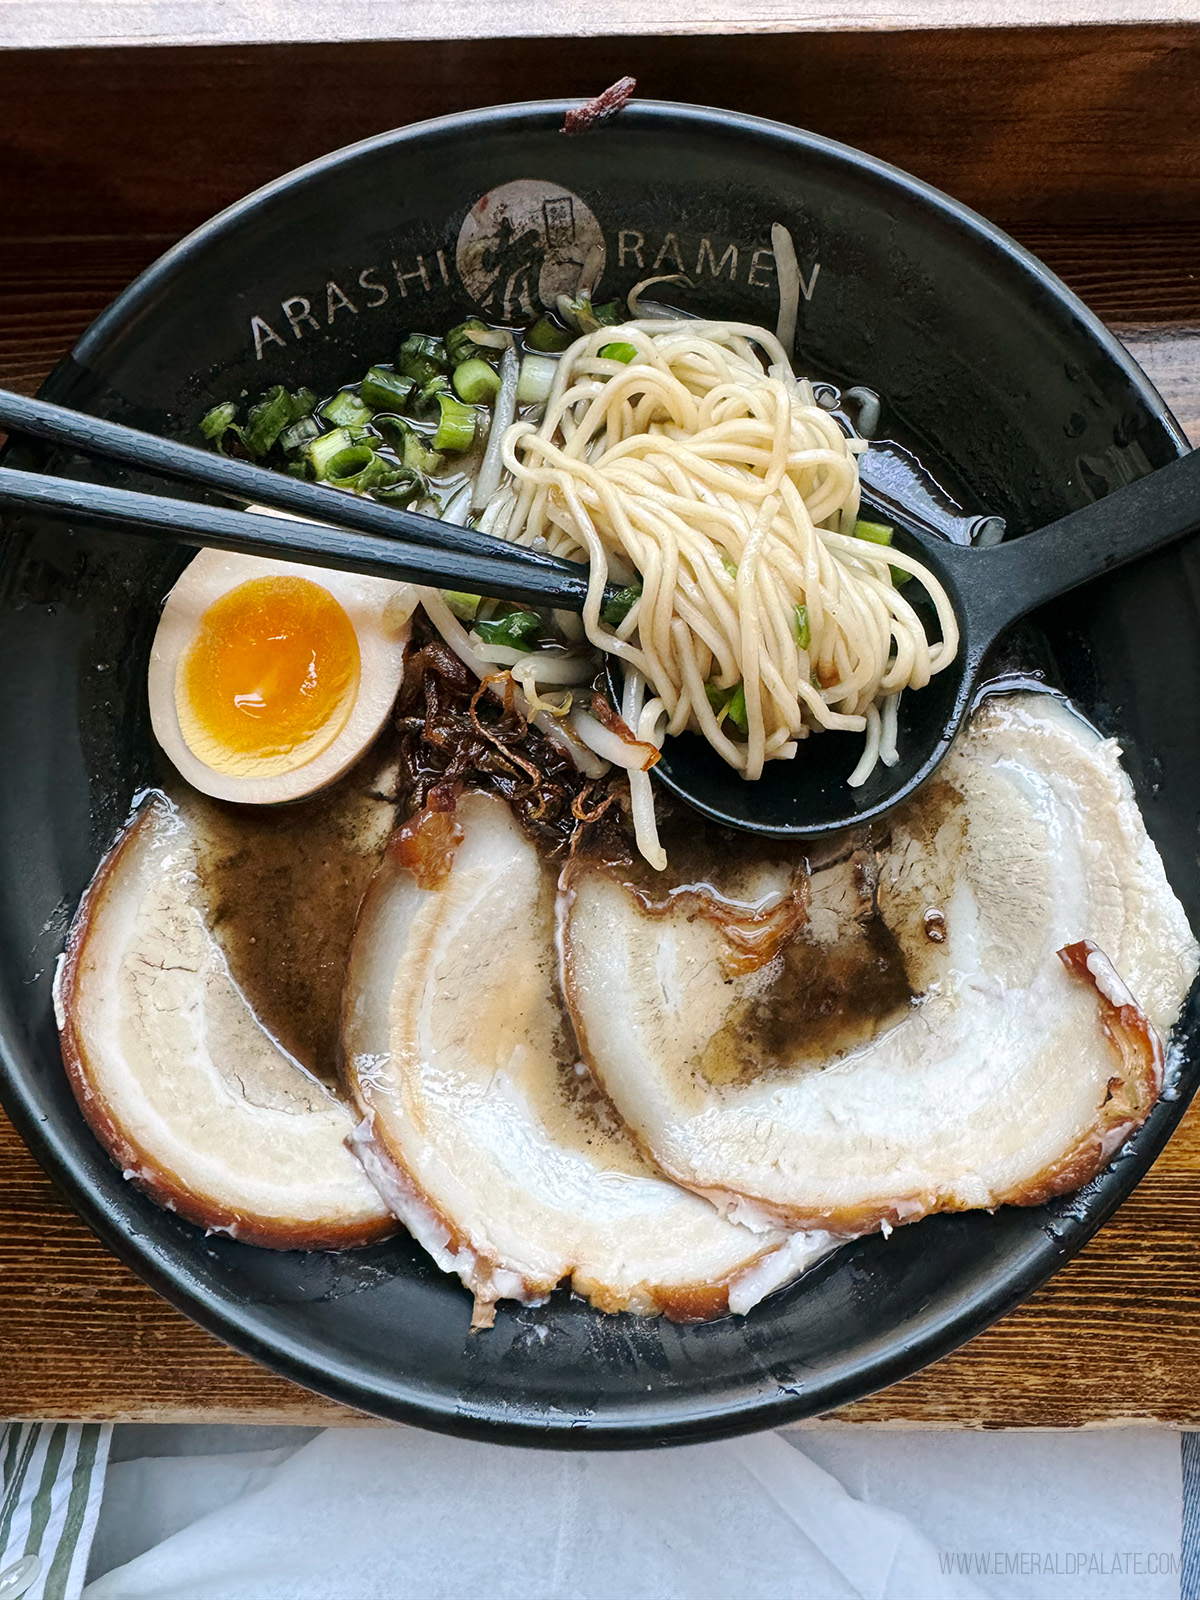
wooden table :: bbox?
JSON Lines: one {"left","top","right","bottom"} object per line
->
{"left": 2, "top": 19, "right": 1200, "bottom": 1428}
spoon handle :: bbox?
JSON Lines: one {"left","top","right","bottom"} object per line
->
{"left": 958, "top": 446, "right": 1200, "bottom": 644}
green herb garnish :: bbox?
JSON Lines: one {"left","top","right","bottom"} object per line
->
{"left": 705, "top": 680, "right": 748, "bottom": 733}
{"left": 199, "top": 401, "right": 239, "bottom": 442}
{"left": 446, "top": 319, "right": 491, "bottom": 366}
{"left": 361, "top": 366, "right": 415, "bottom": 412}
{"left": 452, "top": 358, "right": 502, "bottom": 404}
{"left": 441, "top": 591, "right": 481, "bottom": 621}
{"left": 431, "top": 394, "right": 477, "bottom": 453}
{"left": 602, "top": 584, "right": 642, "bottom": 627}
{"left": 853, "top": 518, "right": 910, "bottom": 584}
{"left": 398, "top": 334, "right": 450, "bottom": 385}
{"left": 474, "top": 611, "right": 542, "bottom": 651}
{"left": 304, "top": 426, "right": 357, "bottom": 480}
{"left": 525, "top": 316, "right": 573, "bottom": 353}
{"left": 320, "top": 390, "right": 374, "bottom": 430}
{"left": 244, "top": 386, "right": 315, "bottom": 456}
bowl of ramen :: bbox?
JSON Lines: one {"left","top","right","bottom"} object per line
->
{"left": 2, "top": 98, "right": 1197, "bottom": 1446}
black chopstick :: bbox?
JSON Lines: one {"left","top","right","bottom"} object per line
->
{"left": 0, "top": 386, "right": 605, "bottom": 609}
{"left": 0, "top": 468, "right": 601, "bottom": 613}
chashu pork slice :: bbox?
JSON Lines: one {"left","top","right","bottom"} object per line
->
{"left": 342, "top": 790, "right": 833, "bottom": 1324}
{"left": 56, "top": 795, "right": 395, "bottom": 1249}
{"left": 563, "top": 693, "right": 1200, "bottom": 1235}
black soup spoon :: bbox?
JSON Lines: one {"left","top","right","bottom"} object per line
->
{"left": 648, "top": 444, "right": 1200, "bottom": 837}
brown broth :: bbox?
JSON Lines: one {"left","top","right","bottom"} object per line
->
{"left": 175, "top": 738, "right": 399, "bottom": 1087}
{"left": 695, "top": 913, "right": 915, "bottom": 1086}
{"left": 586, "top": 783, "right": 962, "bottom": 1090}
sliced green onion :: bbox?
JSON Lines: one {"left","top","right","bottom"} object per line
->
{"left": 474, "top": 611, "right": 542, "bottom": 651}
{"left": 398, "top": 334, "right": 450, "bottom": 385}
{"left": 442, "top": 591, "right": 481, "bottom": 621}
{"left": 240, "top": 385, "right": 317, "bottom": 456}
{"left": 726, "top": 684, "right": 748, "bottom": 733}
{"left": 852, "top": 518, "right": 910, "bottom": 584}
{"left": 200, "top": 401, "right": 238, "bottom": 441}
{"left": 517, "top": 354, "right": 558, "bottom": 406}
{"left": 415, "top": 373, "right": 451, "bottom": 408}
{"left": 599, "top": 341, "right": 638, "bottom": 363}
{"left": 705, "top": 679, "right": 747, "bottom": 732}
{"left": 328, "top": 449, "right": 389, "bottom": 493}
{"left": 379, "top": 417, "right": 445, "bottom": 476}
{"left": 601, "top": 583, "right": 642, "bottom": 627}
{"left": 401, "top": 429, "right": 444, "bottom": 477}
{"left": 432, "top": 394, "right": 477, "bottom": 453}
{"left": 854, "top": 518, "right": 894, "bottom": 546}
{"left": 244, "top": 386, "right": 299, "bottom": 455}
{"left": 305, "top": 426, "right": 356, "bottom": 480}
{"left": 452, "top": 358, "right": 501, "bottom": 404}
{"left": 305, "top": 429, "right": 389, "bottom": 489}
{"left": 721, "top": 552, "right": 739, "bottom": 579}
{"left": 562, "top": 293, "right": 623, "bottom": 332}
{"left": 371, "top": 468, "right": 426, "bottom": 503}
{"left": 308, "top": 428, "right": 389, "bottom": 485}
{"left": 320, "top": 389, "right": 374, "bottom": 429}
{"left": 793, "top": 602, "right": 810, "bottom": 651}
{"left": 526, "top": 316, "right": 573, "bottom": 353}
{"left": 446, "top": 319, "right": 491, "bottom": 365}
{"left": 361, "top": 366, "right": 415, "bottom": 412}
{"left": 278, "top": 415, "right": 322, "bottom": 454}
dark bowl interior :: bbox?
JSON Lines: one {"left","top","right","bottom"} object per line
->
{"left": 1, "top": 101, "right": 1197, "bottom": 1447}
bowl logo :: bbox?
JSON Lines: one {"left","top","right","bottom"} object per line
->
{"left": 457, "top": 180, "right": 605, "bottom": 321}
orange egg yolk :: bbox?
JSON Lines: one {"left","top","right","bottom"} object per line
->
{"left": 175, "top": 575, "right": 361, "bottom": 777}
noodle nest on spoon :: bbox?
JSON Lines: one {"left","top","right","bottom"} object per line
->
{"left": 496, "top": 319, "right": 959, "bottom": 865}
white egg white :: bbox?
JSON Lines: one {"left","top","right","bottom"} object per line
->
{"left": 148, "top": 546, "right": 416, "bottom": 805}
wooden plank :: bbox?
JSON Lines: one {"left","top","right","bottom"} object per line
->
{"left": 1118, "top": 322, "right": 1200, "bottom": 444}
{"left": 5, "top": 1067, "right": 1200, "bottom": 1428}
{"left": 0, "top": 1110, "right": 359, "bottom": 1426}
{"left": 1, "top": 28, "right": 1199, "bottom": 238}
{"left": 1, "top": 223, "right": 1199, "bottom": 1423}
{"left": 2, "top": 1, "right": 1197, "bottom": 52}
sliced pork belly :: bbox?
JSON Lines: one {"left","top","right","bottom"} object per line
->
{"left": 342, "top": 791, "right": 832, "bottom": 1324}
{"left": 56, "top": 794, "right": 395, "bottom": 1249}
{"left": 563, "top": 693, "right": 1199, "bottom": 1234}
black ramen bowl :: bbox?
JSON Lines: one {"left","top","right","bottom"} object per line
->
{"left": 1, "top": 100, "right": 1196, "bottom": 1447}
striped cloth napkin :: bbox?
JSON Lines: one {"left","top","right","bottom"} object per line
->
{"left": 0, "top": 1425, "right": 111, "bottom": 1600}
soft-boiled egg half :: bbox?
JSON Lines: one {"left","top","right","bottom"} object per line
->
{"left": 149, "top": 545, "right": 416, "bottom": 804}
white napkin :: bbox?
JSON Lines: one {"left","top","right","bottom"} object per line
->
{"left": 802, "top": 1427, "right": 1182, "bottom": 1600}
{"left": 81, "top": 1427, "right": 983, "bottom": 1600}
{"left": 81, "top": 1425, "right": 1181, "bottom": 1600}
